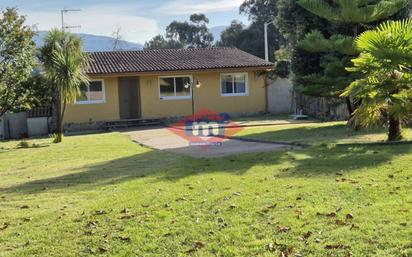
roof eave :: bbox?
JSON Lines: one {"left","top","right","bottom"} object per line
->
{"left": 87, "top": 65, "right": 274, "bottom": 77}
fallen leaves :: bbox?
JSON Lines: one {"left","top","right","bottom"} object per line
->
{"left": 317, "top": 212, "right": 336, "bottom": 218}
{"left": 98, "top": 245, "right": 108, "bottom": 253}
{"left": 175, "top": 196, "right": 187, "bottom": 202}
{"left": 86, "top": 221, "right": 99, "bottom": 229}
{"left": 120, "top": 208, "right": 135, "bottom": 219}
{"left": 217, "top": 217, "right": 228, "bottom": 229}
{"left": 118, "top": 236, "right": 131, "bottom": 243}
{"left": 259, "top": 204, "right": 277, "bottom": 215}
{"left": 0, "top": 222, "right": 10, "bottom": 230}
{"left": 266, "top": 242, "right": 294, "bottom": 256}
{"left": 302, "top": 231, "right": 312, "bottom": 239}
{"left": 335, "top": 220, "right": 349, "bottom": 226}
{"left": 94, "top": 210, "right": 107, "bottom": 215}
{"left": 276, "top": 226, "right": 291, "bottom": 233}
{"left": 120, "top": 208, "right": 130, "bottom": 214}
{"left": 317, "top": 210, "right": 356, "bottom": 228}
{"left": 186, "top": 241, "right": 206, "bottom": 253}
{"left": 325, "top": 244, "right": 350, "bottom": 250}
{"left": 335, "top": 178, "right": 359, "bottom": 184}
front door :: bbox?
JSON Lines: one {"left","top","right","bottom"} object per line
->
{"left": 118, "top": 77, "right": 141, "bottom": 119}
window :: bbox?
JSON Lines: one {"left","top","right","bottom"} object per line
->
{"left": 220, "top": 73, "right": 248, "bottom": 96}
{"left": 76, "top": 80, "right": 105, "bottom": 104}
{"left": 159, "top": 76, "right": 192, "bottom": 99}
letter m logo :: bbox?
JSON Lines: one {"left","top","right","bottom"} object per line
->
{"left": 190, "top": 122, "right": 222, "bottom": 137}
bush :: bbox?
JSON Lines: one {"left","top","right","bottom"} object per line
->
{"left": 18, "top": 141, "right": 30, "bottom": 148}
{"left": 17, "top": 140, "right": 41, "bottom": 148}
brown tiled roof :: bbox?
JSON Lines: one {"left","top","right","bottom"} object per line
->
{"left": 87, "top": 47, "right": 273, "bottom": 75}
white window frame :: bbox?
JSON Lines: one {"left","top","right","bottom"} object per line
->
{"left": 220, "top": 72, "right": 249, "bottom": 97}
{"left": 158, "top": 75, "right": 193, "bottom": 100}
{"left": 75, "top": 79, "right": 106, "bottom": 105}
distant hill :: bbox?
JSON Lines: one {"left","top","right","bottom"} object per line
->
{"left": 210, "top": 26, "right": 226, "bottom": 42}
{"left": 34, "top": 31, "right": 143, "bottom": 52}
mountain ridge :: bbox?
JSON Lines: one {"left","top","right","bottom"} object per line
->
{"left": 34, "top": 26, "right": 226, "bottom": 52}
{"left": 34, "top": 31, "right": 143, "bottom": 52}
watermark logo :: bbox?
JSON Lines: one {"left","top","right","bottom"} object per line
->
{"left": 168, "top": 109, "right": 243, "bottom": 146}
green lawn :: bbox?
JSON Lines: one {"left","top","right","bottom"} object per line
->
{"left": 0, "top": 132, "right": 411, "bottom": 256}
{"left": 238, "top": 121, "right": 412, "bottom": 145}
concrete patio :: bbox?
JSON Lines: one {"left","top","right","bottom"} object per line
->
{"left": 122, "top": 126, "right": 293, "bottom": 158}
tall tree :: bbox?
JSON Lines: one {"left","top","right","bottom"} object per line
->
{"left": 144, "top": 35, "right": 183, "bottom": 50}
{"left": 39, "top": 29, "right": 89, "bottom": 143}
{"left": 218, "top": 0, "right": 284, "bottom": 61}
{"left": 240, "top": 0, "right": 278, "bottom": 23}
{"left": 19, "top": 70, "right": 53, "bottom": 111}
{"left": 295, "top": 0, "right": 410, "bottom": 115}
{"left": 218, "top": 20, "right": 245, "bottom": 48}
{"left": 145, "top": 14, "right": 213, "bottom": 50}
{"left": 0, "top": 8, "right": 36, "bottom": 116}
{"left": 342, "top": 19, "right": 412, "bottom": 141}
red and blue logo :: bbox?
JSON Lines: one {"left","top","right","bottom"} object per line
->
{"left": 168, "top": 109, "right": 243, "bottom": 146}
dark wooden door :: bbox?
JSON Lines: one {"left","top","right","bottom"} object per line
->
{"left": 118, "top": 77, "right": 141, "bottom": 119}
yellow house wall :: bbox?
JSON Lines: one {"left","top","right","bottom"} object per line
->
{"left": 64, "top": 76, "right": 120, "bottom": 123}
{"left": 64, "top": 70, "right": 266, "bottom": 123}
{"left": 140, "top": 71, "right": 266, "bottom": 118}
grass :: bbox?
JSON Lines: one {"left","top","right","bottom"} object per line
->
{"left": 237, "top": 121, "right": 412, "bottom": 145}
{"left": 0, "top": 131, "right": 412, "bottom": 256}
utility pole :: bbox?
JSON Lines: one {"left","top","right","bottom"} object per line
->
{"left": 61, "top": 9, "right": 82, "bottom": 31}
{"left": 264, "top": 20, "right": 274, "bottom": 62}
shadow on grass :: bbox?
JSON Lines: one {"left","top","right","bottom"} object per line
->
{"left": 240, "top": 123, "right": 386, "bottom": 144}
{"left": 2, "top": 140, "right": 412, "bottom": 195}
{"left": 281, "top": 144, "right": 412, "bottom": 177}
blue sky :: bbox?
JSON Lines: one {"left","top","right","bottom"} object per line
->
{"left": 2, "top": 0, "right": 250, "bottom": 44}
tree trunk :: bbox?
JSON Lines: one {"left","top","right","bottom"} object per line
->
{"left": 388, "top": 114, "right": 402, "bottom": 141}
{"left": 345, "top": 97, "right": 362, "bottom": 131}
{"left": 345, "top": 97, "right": 354, "bottom": 115}
{"left": 54, "top": 93, "right": 63, "bottom": 143}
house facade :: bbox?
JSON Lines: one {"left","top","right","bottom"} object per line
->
{"left": 63, "top": 47, "right": 273, "bottom": 125}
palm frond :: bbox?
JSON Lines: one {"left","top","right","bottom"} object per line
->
{"left": 298, "top": 0, "right": 409, "bottom": 24}
{"left": 344, "top": 18, "right": 412, "bottom": 129}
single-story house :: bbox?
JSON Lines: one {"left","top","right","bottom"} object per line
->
{"left": 64, "top": 47, "right": 274, "bottom": 125}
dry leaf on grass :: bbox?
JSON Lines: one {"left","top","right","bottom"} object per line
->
{"left": 118, "top": 236, "right": 131, "bottom": 242}
{"left": 277, "top": 226, "right": 291, "bottom": 233}
{"left": 94, "top": 210, "right": 107, "bottom": 215}
{"left": 0, "top": 222, "right": 10, "bottom": 230}
{"left": 325, "top": 244, "right": 350, "bottom": 249}
{"left": 303, "top": 231, "right": 312, "bottom": 239}
{"left": 186, "top": 241, "right": 206, "bottom": 253}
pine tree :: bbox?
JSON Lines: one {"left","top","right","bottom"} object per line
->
{"left": 295, "top": 0, "right": 410, "bottom": 115}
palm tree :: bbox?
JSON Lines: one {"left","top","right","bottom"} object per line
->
{"left": 342, "top": 19, "right": 412, "bottom": 141}
{"left": 297, "top": 0, "right": 409, "bottom": 118}
{"left": 39, "top": 29, "right": 89, "bottom": 143}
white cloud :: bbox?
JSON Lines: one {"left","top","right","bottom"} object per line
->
{"left": 158, "top": 0, "right": 243, "bottom": 15}
{"left": 21, "top": 5, "right": 159, "bottom": 44}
